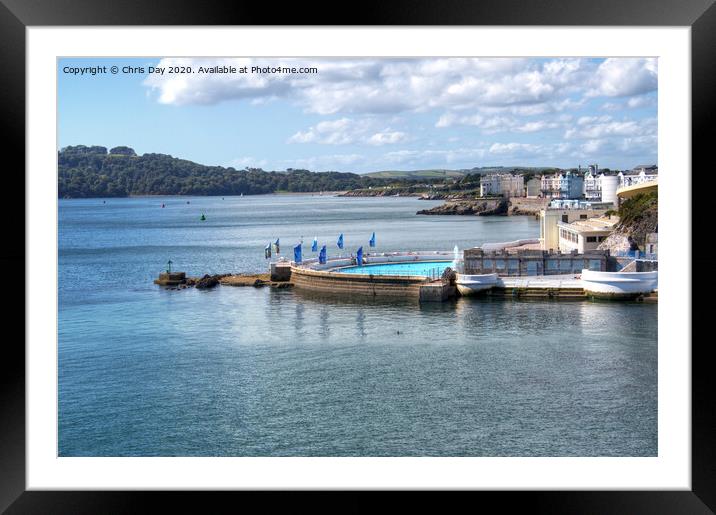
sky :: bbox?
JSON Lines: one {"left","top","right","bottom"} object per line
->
{"left": 58, "top": 57, "right": 657, "bottom": 172}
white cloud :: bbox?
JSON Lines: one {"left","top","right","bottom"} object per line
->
{"left": 565, "top": 116, "right": 656, "bottom": 139}
{"left": 288, "top": 118, "right": 408, "bottom": 146}
{"left": 288, "top": 118, "right": 361, "bottom": 145}
{"left": 227, "top": 156, "right": 268, "bottom": 169}
{"left": 586, "top": 58, "right": 657, "bottom": 98}
{"left": 367, "top": 131, "right": 408, "bottom": 146}
{"left": 139, "top": 57, "right": 657, "bottom": 169}
{"left": 144, "top": 57, "right": 601, "bottom": 117}
{"left": 488, "top": 142, "right": 542, "bottom": 156}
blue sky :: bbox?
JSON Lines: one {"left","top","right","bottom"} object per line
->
{"left": 58, "top": 57, "right": 657, "bottom": 172}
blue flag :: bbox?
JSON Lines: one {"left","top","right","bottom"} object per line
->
{"left": 319, "top": 245, "right": 327, "bottom": 264}
{"left": 357, "top": 246, "right": 363, "bottom": 266}
{"left": 337, "top": 233, "right": 344, "bottom": 249}
{"left": 311, "top": 237, "right": 318, "bottom": 252}
{"left": 293, "top": 243, "right": 302, "bottom": 264}
{"left": 369, "top": 232, "right": 376, "bottom": 247}
{"left": 264, "top": 244, "right": 271, "bottom": 259}
{"left": 274, "top": 238, "right": 280, "bottom": 254}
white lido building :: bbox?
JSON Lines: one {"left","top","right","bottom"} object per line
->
{"left": 479, "top": 173, "right": 525, "bottom": 198}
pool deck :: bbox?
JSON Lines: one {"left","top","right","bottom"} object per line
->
{"left": 489, "top": 274, "right": 587, "bottom": 300}
{"left": 499, "top": 274, "right": 583, "bottom": 289}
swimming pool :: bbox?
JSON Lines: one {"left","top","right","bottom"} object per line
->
{"left": 333, "top": 261, "right": 452, "bottom": 278}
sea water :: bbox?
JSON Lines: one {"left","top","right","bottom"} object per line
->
{"left": 58, "top": 194, "right": 657, "bottom": 456}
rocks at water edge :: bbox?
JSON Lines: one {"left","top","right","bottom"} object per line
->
{"left": 191, "top": 274, "right": 227, "bottom": 289}
{"left": 416, "top": 198, "right": 508, "bottom": 216}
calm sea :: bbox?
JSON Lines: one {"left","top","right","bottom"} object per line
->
{"left": 58, "top": 194, "right": 657, "bottom": 456}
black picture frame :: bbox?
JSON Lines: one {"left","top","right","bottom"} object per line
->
{"left": 2, "top": 0, "right": 713, "bottom": 512}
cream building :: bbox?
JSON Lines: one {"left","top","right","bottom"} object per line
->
{"left": 557, "top": 217, "right": 617, "bottom": 253}
{"left": 479, "top": 173, "right": 525, "bottom": 198}
{"left": 540, "top": 207, "right": 609, "bottom": 251}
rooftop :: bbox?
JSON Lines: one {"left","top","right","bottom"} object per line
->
{"left": 558, "top": 216, "right": 618, "bottom": 234}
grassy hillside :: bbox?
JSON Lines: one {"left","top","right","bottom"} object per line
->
{"left": 363, "top": 166, "right": 560, "bottom": 179}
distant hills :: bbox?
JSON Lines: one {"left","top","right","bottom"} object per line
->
{"left": 58, "top": 146, "right": 395, "bottom": 198}
{"left": 363, "top": 166, "right": 560, "bottom": 179}
{"left": 57, "top": 145, "right": 565, "bottom": 198}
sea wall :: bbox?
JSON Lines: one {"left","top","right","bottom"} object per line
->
{"left": 508, "top": 197, "right": 549, "bottom": 215}
{"left": 291, "top": 266, "right": 429, "bottom": 297}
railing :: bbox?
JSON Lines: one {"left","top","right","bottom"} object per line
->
{"left": 615, "top": 250, "right": 658, "bottom": 260}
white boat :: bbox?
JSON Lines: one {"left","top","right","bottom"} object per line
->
{"left": 456, "top": 273, "right": 498, "bottom": 296}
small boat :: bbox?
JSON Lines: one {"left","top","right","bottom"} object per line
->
{"left": 200, "top": 214, "right": 206, "bottom": 221}
{"left": 161, "top": 203, "right": 165, "bottom": 208}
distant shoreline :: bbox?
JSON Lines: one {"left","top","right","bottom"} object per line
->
{"left": 60, "top": 191, "right": 352, "bottom": 200}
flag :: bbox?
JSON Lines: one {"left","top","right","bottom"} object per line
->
{"left": 274, "top": 238, "right": 280, "bottom": 254}
{"left": 337, "top": 233, "right": 344, "bottom": 249}
{"left": 264, "top": 244, "right": 271, "bottom": 259}
{"left": 319, "top": 245, "right": 327, "bottom": 264}
{"left": 311, "top": 237, "right": 318, "bottom": 252}
{"left": 293, "top": 243, "right": 302, "bottom": 264}
{"left": 357, "top": 246, "right": 363, "bottom": 266}
{"left": 369, "top": 232, "right": 376, "bottom": 247}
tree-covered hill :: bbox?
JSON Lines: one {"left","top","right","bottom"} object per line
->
{"left": 58, "top": 145, "right": 397, "bottom": 198}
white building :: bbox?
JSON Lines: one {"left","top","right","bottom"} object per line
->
{"left": 582, "top": 169, "right": 619, "bottom": 206}
{"left": 583, "top": 165, "right": 600, "bottom": 200}
{"left": 618, "top": 165, "right": 658, "bottom": 187}
{"left": 480, "top": 173, "right": 525, "bottom": 198}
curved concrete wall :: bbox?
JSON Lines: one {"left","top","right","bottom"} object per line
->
{"left": 581, "top": 269, "right": 657, "bottom": 297}
{"left": 456, "top": 273, "right": 498, "bottom": 295}
{"left": 291, "top": 265, "right": 430, "bottom": 297}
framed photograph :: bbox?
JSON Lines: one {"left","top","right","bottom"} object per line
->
{"left": 4, "top": 0, "right": 713, "bottom": 511}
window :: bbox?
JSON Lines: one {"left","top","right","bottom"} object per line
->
{"left": 586, "top": 236, "right": 597, "bottom": 243}
{"left": 562, "top": 215, "right": 569, "bottom": 223}
{"left": 580, "top": 214, "right": 588, "bottom": 220}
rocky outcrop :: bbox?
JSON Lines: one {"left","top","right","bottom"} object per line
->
{"left": 339, "top": 188, "right": 424, "bottom": 197}
{"left": 597, "top": 230, "right": 631, "bottom": 254}
{"left": 598, "top": 192, "right": 657, "bottom": 253}
{"left": 417, "top": 199, "right": 508, "bottom": 216}
{"left": 191, "top": 274, "right": 230, "bottom": 289}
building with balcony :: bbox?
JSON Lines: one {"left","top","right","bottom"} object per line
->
{"left": 540, "top": 171, "right": 584, "bottom": 199}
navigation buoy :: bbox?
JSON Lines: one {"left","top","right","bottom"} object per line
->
{"left": 200, "top": 214, "right": 206, "bottom": 221}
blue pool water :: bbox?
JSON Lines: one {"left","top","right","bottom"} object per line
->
{"left": 335, "top": 260, "right": 452, "bottom": 277}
